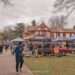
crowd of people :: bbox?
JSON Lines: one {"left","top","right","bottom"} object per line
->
{"left": 0, "top": 40, "right": 70, "bottom": 58}
{"left": 0, "top": 41, "right": 24, "bottom": 73}
{"left": 27, "top": 40, "right": 71, "bottom": 57}
{"left": 0, "top": 40, "right": 71, "bottom": 73}
{"left": 0, "top": 43, "right": 9, "bottom": 54}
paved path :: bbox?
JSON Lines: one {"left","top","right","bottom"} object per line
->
{"left": 0, "top": 50, "right": 33, "bottom": 75}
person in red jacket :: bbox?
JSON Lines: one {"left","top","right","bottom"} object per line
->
{"left": 54, "top": 45, "right": 60, "bottom": 56}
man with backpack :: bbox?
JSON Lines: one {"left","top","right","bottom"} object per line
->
{"left": 13, "top": 42, "right": 24, "bottom": 72}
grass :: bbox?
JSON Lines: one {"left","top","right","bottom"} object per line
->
{"left": 25, "top": 56, "right": 75, "bottom": 75}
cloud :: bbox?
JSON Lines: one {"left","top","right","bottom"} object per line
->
{"left": 0, "top": 0, "right": 55, "bottom": 27}
{"left": 0, "top": 0, "right": 74, "bottom": 28}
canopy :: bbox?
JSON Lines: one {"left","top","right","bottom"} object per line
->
{"left": 52, "top": 37, "right": 67, "bottom": 42}
{"left": 67, "top": 35, "right": 75, "bottom": 41}
{"left": 11, "top": 37, "right": 24, "bottom": 42}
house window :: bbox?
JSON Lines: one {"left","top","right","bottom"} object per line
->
{"left": 63, "top": 33, "right": 66, "bottom": 37}
{"left": 60, "top": 33, "right": 63, "bottom": 37}
{"left": 54, "top": 33, "right": 57, "bottom": 38}
{"left": 57, "top": 33, "right": 60, "bottom": 37}
{"left": 66, "top": 33, "right": 70, "bottom": 37}
{"left": 72, "top": 33, "right": 75, "bottom": 36}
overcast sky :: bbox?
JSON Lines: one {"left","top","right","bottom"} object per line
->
{"left": 0, "top": 0, "right": 75, "bottom": 29}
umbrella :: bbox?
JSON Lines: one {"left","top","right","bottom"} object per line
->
{"left": 11, "top": 37, "right": 24, "bottom": 42}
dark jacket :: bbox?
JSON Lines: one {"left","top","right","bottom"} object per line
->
{"left": 14, "top": 46, "right": 24, "bottom": 60}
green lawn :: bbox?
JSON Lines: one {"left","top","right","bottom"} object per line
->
{"left": 25, "top": 56, "right": 75, "bottom": 75}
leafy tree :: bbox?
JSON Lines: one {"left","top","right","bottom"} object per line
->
{"left": 2, "top": 23, "right": 25, "bottom": 41}
{"left": 2, "top": 26, "right": 15, "bottom": 40}
{"left": 0, "top": 32, "right": 5, "bottom": 41}
{"left": 31, "top": 20, "right": 36, "bottom": 26}
{"left": 15, "top": 23, "right": 25, "bottom": 38}
{"left": 73, "top": 25, "right": 75, "bottom": 29}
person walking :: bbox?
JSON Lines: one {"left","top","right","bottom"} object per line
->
{"left": 29, "top": 42, "right": 34, "bottom": 55}
{"left": 34, "top": 47, "right": 38, "bottom": 57}
{"left": 54, "top": 45, "right": 60, "bottom": 56}
{"left": 0, "top": 43, "right": 3, "bottom": 54}
{"left": 13, "top": 42, "right": 24, "bottom": 72}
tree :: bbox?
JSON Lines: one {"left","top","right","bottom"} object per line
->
{"left": 15, "top": 23, "right": 25, "bottom": 38}
{"left": 31, "top": 20, "right": 36, "bottom": 26}
{"left": 0, "top": 32, "right": 5, "bottom": 41}
{"left": 0, "top": 0, "right": 13, "bottom": 6}
{"left": 53, "top": 0, "right": 75, "bottom": 18}
{"left": 73, "top": 25, "right": 75, "bottom": 29}
{"left": 2, "top": 23, "right": 25, "bottom": 40}
{"left": 49, "top": 15, "right": 66, "bottom": 28}
{"left": 3, "top": 26, "right": 16, "bottom": 40}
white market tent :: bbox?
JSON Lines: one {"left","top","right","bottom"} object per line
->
{"left": 11, "top": 37, "right": 24, "bottom": 42}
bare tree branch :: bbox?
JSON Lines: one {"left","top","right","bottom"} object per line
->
{"left": 0, "top": 0, "right": 13, "bottom": 6}
{"left": 49, "top": 15, "right": 66, "bottom": 28}
{"left": 53, "top": 0, "right": 75, "bottom": 18}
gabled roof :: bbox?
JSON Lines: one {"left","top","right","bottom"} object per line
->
{"left": 24, "top": 23, "right": 51, "bottom": 32}
{"left": 36, "top": 22, "right": 50, "bottom": 31}
{"left": 24, "top": 24, "right": 75, "bottom": 34}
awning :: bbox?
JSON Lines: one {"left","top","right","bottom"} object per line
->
{"left": 11, "top": 37, "right": 24, "bottom": 42}
{"left": 67, "top": 35, "right": 75, "bottom": 41}
{"left": 52, "top": 37, "right": 67, "bottom": 42}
